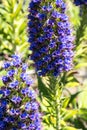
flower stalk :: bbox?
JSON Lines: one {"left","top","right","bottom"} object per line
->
{"left": 55, "top": 92, "right": 61, "bottom": 130}
{"left": 55, "top": 83, "right": 62, "bottom": 130}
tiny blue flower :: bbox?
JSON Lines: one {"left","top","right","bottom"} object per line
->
{"left": 4, "top": 89, "right": 10, "bottom": 96}
{"left": 22, "top": 64, "right": 28, "bottom": 71}
{"left": 9, "top": 80, "right": 19, "bottom": 89}
{"left": 2, "top": 76, "right": 9, "bottom": 84}
{"left": 20, "top": 73, "right": 27, "bottom": 81}
{"left": 11, "top": 96, "right": 22, "bottom": 104}
{"left": 7, "top": 70, "right": 15, "bottom": 77}
{"left": 31, "top": 102, "right": 38, "bottom": 110}
{"left": 9, "top": 108, "right": 16, "bottom": 116}
{"left": 11, "top": 55, "right": 21, "bottom": 67}
{"left": 21, "top": 123, "right": 27, "bottom": 129}
{"left": 26, "top": 79, "right": 33, "bottom": 86}
{"left": 56, "top": 0, "right": 63, "bottom": 7}
{"left": 25, "top": 102, "right": 31, "bottom": 111}
{"left": 3, "top": 62, "right": 10, "bottom": 69}
{"left": 20, "top": 112, "right": 29, "bottom": 120}
{"left": 28, "top": 89, "right": 36, "bottom": 99}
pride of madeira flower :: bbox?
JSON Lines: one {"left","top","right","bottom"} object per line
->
{"left": 0, "top": 55, "right": 41, "bottom": 130}
{"left": 28, "top": 0, "right": 74, "bottom": 76}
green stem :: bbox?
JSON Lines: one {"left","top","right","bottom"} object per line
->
{"left": 45, "top": 75, "right": 65, "bottom": 130}
{"left": 56, "top": 96, "right": 61, "bottom": 130}
{"left": 55, "top": 74, "right": 65, "bottom": 130}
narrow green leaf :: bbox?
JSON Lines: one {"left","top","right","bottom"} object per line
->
{"left": 63, "top": 126, "right": 77, "bottom": 130}
{"left": 69, "top": 91, "right": 81, "bottom": 104}
{"left": 63, "top": 109, "right": 78, "bottom": 120}
{"left": 37, "top": 76, "right": 51, "bottom": 100}
{"left": 75, "top": 63, "right": 87, "bottom": 69}
{"left": 62, "top": 97, "right": 70, "bottom": 108}
{"left": 12, "top": 1, "right": 23, "bottom": 18}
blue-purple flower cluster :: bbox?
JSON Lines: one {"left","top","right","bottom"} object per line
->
{"left": 74, "top": 0, "right": 87, "bottom": 5}
{"left": 28, "top": 0, "right": 74, "bottom": 76}
{"left": 0, "top": 55, "right": 41, "bottom": 130}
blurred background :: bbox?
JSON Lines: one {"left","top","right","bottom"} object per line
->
{"left": 0, "top": 0, "right": 87, "bottom": 130}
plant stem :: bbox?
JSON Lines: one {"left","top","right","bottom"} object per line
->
{"left": 56, "top": 97, "right": 61, "bottom": 130}
{"left": 55, "top": 86, "right": 62, "bottom": 130}
{"left": 55, "top": 74, "right": 65, "bottom": 130}
{"left": 46, "top": 75, "right": 65, "bottom": 130}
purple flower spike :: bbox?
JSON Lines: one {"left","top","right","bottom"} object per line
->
{"left": 28, "top": 0, "right": 74, "bottom": 76}
{"left": 0, "top": 55, "right": 42, "bottom": 130}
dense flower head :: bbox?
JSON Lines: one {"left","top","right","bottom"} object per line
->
{"left": 28, "top": 0, "right": 74, "bottom": 76}
{"left": 74, "top": 0, "right": 87, "bottom": 5}
{"left": 0, "top": 55, "right": 41, "bottom": 130}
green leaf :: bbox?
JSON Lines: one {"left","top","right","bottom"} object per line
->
{"left": 18, "top": 20, "right": 27, "bottom": 35}
{"left": 63, "top": 109, "right": 78, "bottom": 120}
{"left": 12, "top": 1, "right": 23, "bottom": 18}
{"left": 69, "top": 91, "right": 81, "bottom": 104}
{"left": 37, "top": 76, "right": 52, "bottom": 100}
{"left": 79, "top": 108, "right": 87, "bottom": 121}
{"left": 63, "top": 126, "right": 77, "bottom": 130}
{"left": 75, "top": 63, "right": 87, "bottom": 69}
{"left": 62, "top": 97, "right": 70, "bottom": 108}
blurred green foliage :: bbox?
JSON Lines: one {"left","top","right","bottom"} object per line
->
{"left": 0, "top": 0, "right": 87, "bottom": 130}
{"left": 0, "top": 0, "right": 29, "bottom": 61}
